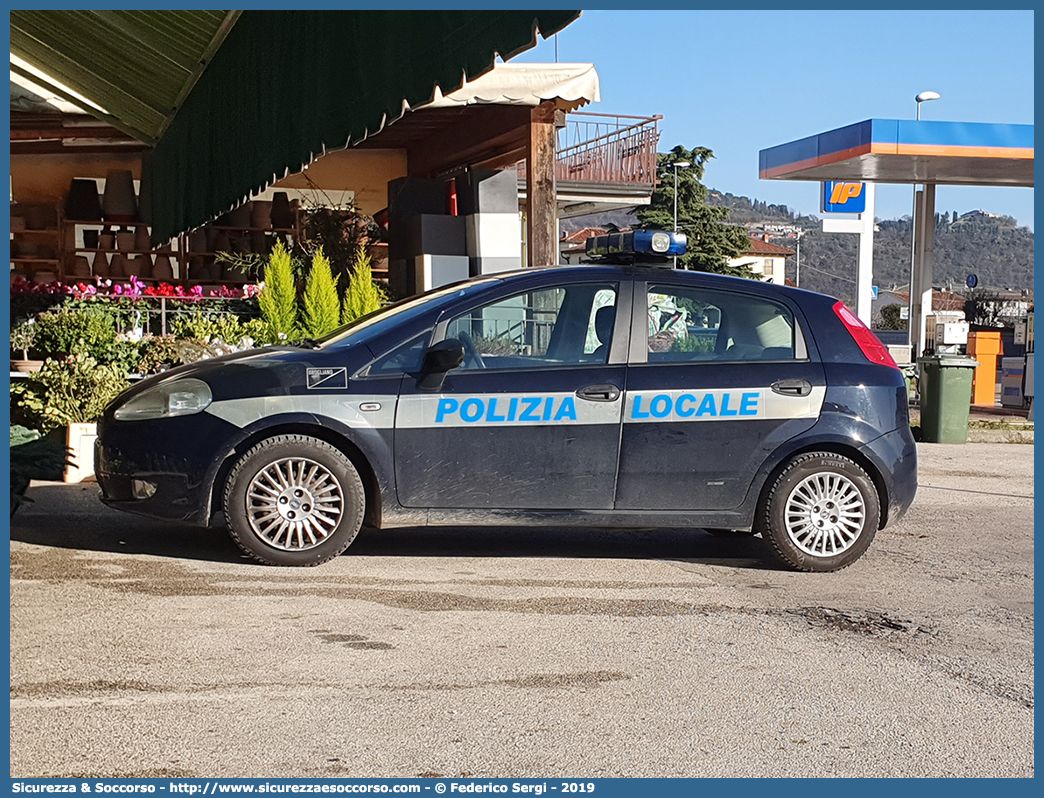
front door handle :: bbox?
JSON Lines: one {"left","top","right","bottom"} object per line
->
{"left": 576, "top": 383, "right": 621, "bottom": 402}
{"left": 771, "top": 378, "right": 813, "bottom": 397}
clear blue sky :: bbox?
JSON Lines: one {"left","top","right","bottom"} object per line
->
{"left": 511, "top": 9, "right": 1035, "bottom": 229}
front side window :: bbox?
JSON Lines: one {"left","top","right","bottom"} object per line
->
{"left": 645, "top": 284, "right": 795, "bottom": 362}
{"left": 444, "top": 282, "right": 618, "bottom": 370}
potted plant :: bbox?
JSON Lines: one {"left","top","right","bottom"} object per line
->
{"left": 10, "top": 319, "right": 43, "bottom": 373}
{"left": 10, "top": 354, "right": 130, "bottom": 483}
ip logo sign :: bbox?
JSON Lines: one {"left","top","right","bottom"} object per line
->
{"left": 821, "top": 181, "right": 867, "bottom": 214}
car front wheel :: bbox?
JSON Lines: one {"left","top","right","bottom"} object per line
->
{"left": 759, "top": 452, "right": 880, "bottom": 572}
{"left": 223, "top": 434, "right": 365, "bottom": 566}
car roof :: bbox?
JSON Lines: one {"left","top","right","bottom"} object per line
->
{"left": 474, "top": 264, "right": 839, "bottom": 306}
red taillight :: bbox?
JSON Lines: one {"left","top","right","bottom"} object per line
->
{"left": 832, "top": 301, "right": 899, "bottom": 369}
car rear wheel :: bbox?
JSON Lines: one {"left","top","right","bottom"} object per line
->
{"left": 759, "top": 452, "right": 879, "bottom": 572}
{"left": 223, "top": 435, "right": 365, "bottom": 566}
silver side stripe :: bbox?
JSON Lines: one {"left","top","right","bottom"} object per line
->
{"left": 205, "top": 386, "right": 825, "bottom": 430}
{"left": 206, "top": 394, "right": 397, "bottom": 430}
{"left": 625, "top": 387, "right": 826, "bottom": 423}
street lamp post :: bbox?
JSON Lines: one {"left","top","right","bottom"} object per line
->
{"left": 794, "top": 229, "right": 805, "bottom": 287}
{"left": 909, "top": 91, "right": 941, "bottom": 355}
{"left": 671, "top": 160, "right": 690, "bottom": 268}
{"left": 916, "top": 90, "right": 941, "bottom": 121}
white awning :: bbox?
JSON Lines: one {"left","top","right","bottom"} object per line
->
{"left": 422, "top": 62, "right": 599, "bottom": 112}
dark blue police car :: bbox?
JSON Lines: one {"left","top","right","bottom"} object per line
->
{"left": 96, "top": 261, "right": 916, "bottom": 572}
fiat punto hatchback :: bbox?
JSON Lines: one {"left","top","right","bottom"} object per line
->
{"left": 96, "top": 265, "right": 917, "bottom": 572}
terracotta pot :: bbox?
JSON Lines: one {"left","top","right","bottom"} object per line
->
{"left": 10, "top": 215, "right": 26, "bottom": 232}
{"left": 91, "top": 252, "right": 110, "bottom": 277}
{"left": 109, "top": 254, "right": 126, "bottom": 278}
{"left": 223, "top": 203, "right": 251, "bottom": 228}
{"left": 189, "top": 229, "right": 208, "bottom": 254}
{"left": 82, "top": 229, "right": 100, "bottom": 249}
{"left": 116, "top": 230, "right": 135, "bottom": 251}
{"left": 122, "top": 255, "right": 146, "bottom": 277}
{"left": 65, "top": 178, "right": 103, "bottom": 221}
{"left": 213, "top": 231, "right": 231, "bottom": 255}
{"left": 102, "top": 170, "right": 138, "bottom": 222}
{"left": 152, "top": 254, "right": 174, "bottom": 281}
{"left": 23, "top": 204, "right": 57, "bottom": 230}
{"left": 271, "top": 192, "right": 294, "bottom": 229}
{"left": 98, "top": 230, "right": 115, "bottom": 250}
{"left": 250, "top": 200, "right": 273, "bottom": 229}
{"left": 72, "top": 255, "right": 92, "bottom": 278}
{"left": 11, "top": 359, "right": 44, "bottom": 374}
{"left": 134, "top": 226, "right": 152, "bottom": 252}
{"left": 35, "top": 271, "right": 58, "bottom": 285}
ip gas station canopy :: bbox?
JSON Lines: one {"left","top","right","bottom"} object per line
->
{"left": 758, "top": 119, "right": 1033, "bottom": 187}
{"left": 757, "top": 118, "right": 1033, "bottom": 358}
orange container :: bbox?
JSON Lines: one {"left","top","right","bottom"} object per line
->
{"left": 967, "top": 331, "right": 1003, "bottom": 405}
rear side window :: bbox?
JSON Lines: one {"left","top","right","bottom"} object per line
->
{"left": 646, "top": 284, "right": 795, "bottom": 362}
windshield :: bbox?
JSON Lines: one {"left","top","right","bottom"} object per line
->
{"left": 314, "top": 276, "right": 503, "bottom": 349}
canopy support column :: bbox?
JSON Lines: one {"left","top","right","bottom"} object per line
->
{"left": 908, "top": 183, "right": 937, "bottom": 357}
{"left": 526, "top": 100, "right": 558, "bottom": 267}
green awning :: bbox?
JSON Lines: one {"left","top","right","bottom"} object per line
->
{"left": 10, "top": 10, "right": 240, "bottom": 144}
{"left": 142, "top": 10, "right": 580, "bottom": 243}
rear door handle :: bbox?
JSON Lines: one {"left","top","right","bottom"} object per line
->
{"left": 771, "top": 378, "right": 812, "bottom": 397}
{"left": 576, "top": 383, "right": 620, "bottom": 402}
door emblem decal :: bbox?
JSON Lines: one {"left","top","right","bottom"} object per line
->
{"left": 306, "top": 367, "right": 348, "bottom": 390}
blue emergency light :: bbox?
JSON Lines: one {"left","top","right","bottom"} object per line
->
{"left": 585, "top": 230, "right": 687, "bottom": 264}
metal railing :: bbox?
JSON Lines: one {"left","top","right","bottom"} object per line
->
{"left": 518, "top": 112, "right": 661, "bottom": 186}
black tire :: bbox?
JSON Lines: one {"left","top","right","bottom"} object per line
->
{"left": 758, "top": 452, "right": 880, "bottom": 572}
{"left": 223, "top": 434, "right": 365, "bottom": 566}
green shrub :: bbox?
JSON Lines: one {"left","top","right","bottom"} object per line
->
{"left": 136, "top": 335, "right": 185, "bottom": 374}
{"left": 11, "top": 354, "right": 129, "bottom": 432}
{"left": 32, "top": 306, "right": 117, "bottom": 360}
{"left": 341, "top": 246, "right": 388, "bottom": 324}
{"left": 258, "top": 239, "right": 299, "bottom": 339}
{"left": 170, "top": 312, "right": 277, "bottom": 347}
{"left": 302, "top": 247, "right": 341, "bottom": 338}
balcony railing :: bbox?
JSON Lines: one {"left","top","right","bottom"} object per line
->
{"left": 518, "top": 112, "right": 661, "bottom": 186}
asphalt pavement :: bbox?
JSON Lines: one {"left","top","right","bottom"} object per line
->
{"left": 9, "top": 442, "right": 1034, "bottom": 778}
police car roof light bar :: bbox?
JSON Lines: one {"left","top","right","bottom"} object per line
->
{"left": 584, "top": 230, "right": 687, "bottom": 267}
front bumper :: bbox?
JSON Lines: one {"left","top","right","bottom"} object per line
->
{"left": 95, "top": 412, "right": 242, "bottom": 526}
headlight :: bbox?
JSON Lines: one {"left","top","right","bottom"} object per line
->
{"left": 113, "top": 378, "right": 213, "bottom": 421}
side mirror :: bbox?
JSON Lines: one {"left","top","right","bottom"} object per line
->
{"left": 417, "top": 338, "right": 465, "bottom": 391}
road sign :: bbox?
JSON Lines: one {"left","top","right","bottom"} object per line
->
{"left": 871, "top": 286, "right": 879, "bottom": 300}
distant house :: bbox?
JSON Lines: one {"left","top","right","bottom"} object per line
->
{"left": 877, "top": 289, "right": 967, "bottom": 314}
{"left": 559, "top": 226, "right": 609, "bottom": 263}
{"left": 727, "top": 234, "right": 794, "bottom": 286}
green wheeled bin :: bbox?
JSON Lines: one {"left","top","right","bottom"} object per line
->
{"left": 917, "top": 355, "right": 980, "bottom": 443}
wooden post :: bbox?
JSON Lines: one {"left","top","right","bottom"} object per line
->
{"left": 526, "top": 100, "right": 557, "bottom": 268}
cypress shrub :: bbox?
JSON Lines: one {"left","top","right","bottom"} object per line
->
{"left": 341, "top": 246, "right": 388, "bottom": 325}
{"left": 301, "top": 247, "right": 341, "bottom": 338}
{"left": 258, "top": 240, "right": 299, "bottom": 339}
